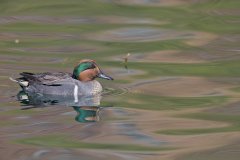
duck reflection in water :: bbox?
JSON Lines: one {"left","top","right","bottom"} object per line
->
{"left": 17, "top": 90, "right": 103, "bottom": 123}
{"left": 72, "top": 106, "right": 100, "bottom": 123}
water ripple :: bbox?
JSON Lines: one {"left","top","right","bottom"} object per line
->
{"left": 102, "top": 87, "right": 129, "bottom": 96}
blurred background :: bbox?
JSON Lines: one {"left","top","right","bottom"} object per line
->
{"left": 0, "top": 0, "right": 240, "bottom": 160}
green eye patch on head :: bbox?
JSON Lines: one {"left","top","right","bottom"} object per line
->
{"left": 73, "top": 62, "right": 95, "bottom": 78}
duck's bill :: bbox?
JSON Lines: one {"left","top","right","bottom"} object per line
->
{"left": 98, "top": 73, "right": 114, "bottom": 80}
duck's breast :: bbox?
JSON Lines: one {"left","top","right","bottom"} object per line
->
{"left": 77, "top": 80, "right": 103, "bottom": 96}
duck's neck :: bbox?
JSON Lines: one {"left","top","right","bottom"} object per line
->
{"left": 72, "top": 74, "right": 78, "bottom": 80}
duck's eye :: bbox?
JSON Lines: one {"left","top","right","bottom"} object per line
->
{"left": 89, "top": 63, "right": 96, "bottom": 69}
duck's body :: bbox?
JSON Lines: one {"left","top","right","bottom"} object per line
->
{"left": 11, "top": 60, "right": 113, "bottom": 96}
{"left": 16, "top": 72, "right": 102, "bottom": 96}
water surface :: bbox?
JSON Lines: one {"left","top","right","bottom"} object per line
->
{"left": 0, "top": 0, "right": 240, "bottom": 160}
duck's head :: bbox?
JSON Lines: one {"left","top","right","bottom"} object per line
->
{"left": 72, "top": 59, "right": 114, "bottom": 82}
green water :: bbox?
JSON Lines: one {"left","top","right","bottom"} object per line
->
{"left": 0, "top": 0, "right": 240, "bottom": 160}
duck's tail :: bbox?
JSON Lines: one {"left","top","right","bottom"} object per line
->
{"left": 9, "top": 77, "right": 29, "bottom": 87}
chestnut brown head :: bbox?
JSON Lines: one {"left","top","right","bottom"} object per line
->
{"left": 72, "top": 59, "right": 113, "bottom": 82}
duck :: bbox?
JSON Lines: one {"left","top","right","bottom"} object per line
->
{"left": 10, "top": 59, "right": 113, "bottom": 97}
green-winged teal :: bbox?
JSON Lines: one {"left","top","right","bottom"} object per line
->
{"left": 10, "top": 59, "right": 113, "bottom": 98}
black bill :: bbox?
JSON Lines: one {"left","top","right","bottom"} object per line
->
{"left": 98, "top": 72, "right": 114, "bottom": 80}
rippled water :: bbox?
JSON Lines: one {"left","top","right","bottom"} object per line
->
{"left": 0, "top": 0, "right": 240, "bottom": 160}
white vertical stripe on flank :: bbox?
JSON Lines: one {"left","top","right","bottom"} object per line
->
{"left": 74, "top": 84, "right": 78, "bottom": 103}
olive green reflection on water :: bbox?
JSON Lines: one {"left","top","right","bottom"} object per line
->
{"left": 157, "top": 113, "right": 240, "bottom": 135}
{"left": 108, "top": 93, "right": 228, "bottom": 110}
{"left": 16, "top": 135, "right": 174, "bottom": 151}
{"left": 0, "top": 0, "right": 239, "bottom": 159}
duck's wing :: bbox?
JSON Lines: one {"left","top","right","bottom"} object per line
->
{"left": 20, "top": 72, "right": 72, "bottom": 85}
